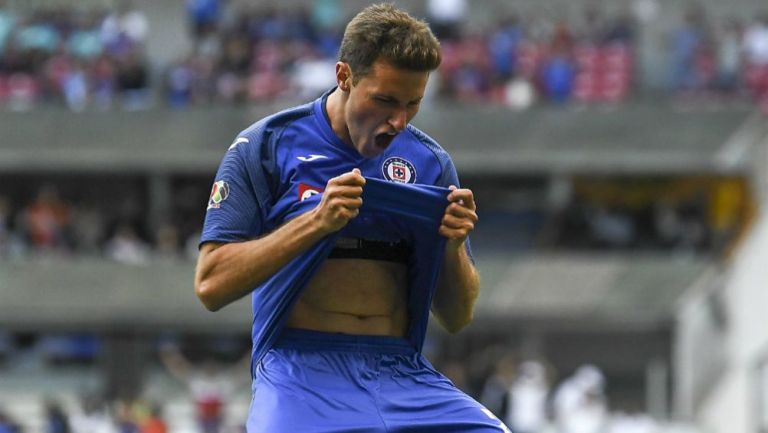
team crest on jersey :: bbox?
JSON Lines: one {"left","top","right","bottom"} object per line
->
{"left": 207, "top": 180, "right": 229, "bottom": 210}
{"left": 382, "top": 157, "right": 416, "bottom": 184}
{"left": 298, "top": 183, "right": 324, "bottom": 201}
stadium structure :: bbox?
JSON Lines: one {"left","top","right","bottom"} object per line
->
{"left": 0, "top": 0, "right": 767, "bottom": 433}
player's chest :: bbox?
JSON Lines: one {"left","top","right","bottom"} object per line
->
{"left": 280, "top": 144, "right": 431, "bottom": 204}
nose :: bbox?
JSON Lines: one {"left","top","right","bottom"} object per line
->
{"left": 388, "top": 108, "right": 407, "bottom": 132}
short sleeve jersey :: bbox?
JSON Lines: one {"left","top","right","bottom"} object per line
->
{"left": 200, "top": 89, "right": 468, "bottom": 368}
{"left": 200, "top": 89, "right": 461, "bottom": 246}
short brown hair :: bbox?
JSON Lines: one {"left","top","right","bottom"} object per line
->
{"left": 339, "top": 3, "right": 442, "bottom": 83}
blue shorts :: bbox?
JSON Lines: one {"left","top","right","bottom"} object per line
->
{"left": 247, "top": 329, "right": 510, "bottom": 433}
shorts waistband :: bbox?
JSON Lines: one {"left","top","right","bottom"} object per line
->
{"left": 274, "top": 328, "right": 416, "bottom": 355}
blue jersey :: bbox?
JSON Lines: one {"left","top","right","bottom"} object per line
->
{"left": 200, "top": 89, "right": 468, "bottom": 374}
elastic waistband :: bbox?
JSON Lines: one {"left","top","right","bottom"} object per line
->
{"left": 274, "top": 328, "right": 416, "bottom": 355}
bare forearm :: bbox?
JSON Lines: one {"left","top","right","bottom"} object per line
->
{"left": 195, "top": 210, "right": 328, "bottom": 311}
{"left": 432, "top": 241, "right": 480, "bottom": 333}
{"left": 195, "top": 169, "right": 367, "bottom": 311}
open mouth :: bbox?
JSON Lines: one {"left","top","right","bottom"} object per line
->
{"left": 374, "top": 132, "right": 397, "bottom": 150}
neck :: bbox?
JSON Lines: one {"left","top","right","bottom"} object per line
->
{"left": 326, "top": 88, "right": 353, "bottom": 146}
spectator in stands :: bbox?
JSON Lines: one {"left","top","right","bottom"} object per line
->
{"left": 743, "top": 13, "right": 768, "bottom": 111}
{"left": 91, "top": 53, "right": 117, "bottom": 110}
{"left": 0, "top": 1, "right": 17, "bottom": 57}
{"left": 0, "top": 409, "right": 19, "bottom": 433}
{"left": 15, "top": 11, "right": 61, "bottom": 58}
{"left": 487, "top": 16, "right": 524, "bottom": 83}
{"left": 70, "top": 394, "right": 115, "bottom": 433}
{"left": 165, "top": 56, "right": 195, "bottom": 108}
{"left": 714, "top": 17, "right": 744, "bottom": 97}
{"left": 311, "top": 0, "right": 341, "bottom": 34}
{"left": 154, "top": 222, "right": 180, "bottom": 258}
{"left": 186, "top": 0, "right": 223, "bottom": 43}
{"left": 669, "top": 7, "right": 711, "bottom": 92}
{"left": 21, "top": 185, "right": 73, "bottom": 253}
{"left": 479, "top": 353, "right": 517, "bottom": 420}
{"left": 101, "top": 0, "right": 148, "bottom": 56}
{"left": 653, "top": 198, "right": 687, "bottom": 249}
{"left": 159, "top": 341, "right": 248, "bottom": 433}
{"left": 553, "top": 364, "right": 609, "bottom": 433}
{"left": 105, "top": 223, "right": 150, "bottom": 265}
{"left": 578, "top": 5, "right": 607, "bottom": 45}
{"left": 602, "top": 9, "right": 636, "bottom": 44}
{"left": 743, "top": 13, "right": 768, "bottom": 73}
{"left": 506, "top": 360, "right": 550, "bottom": 433}
{"left": 71, "top": 204, "right": 107, "bottom": 255}
{"left": 67, "top": 12, "right": 104, "bottom": 61}
{"left": 44, "top": 400, "right": 72, "bottom": 433}
{"left": 115, "top": 47, "right": 150, "bottom": 110}
{"left": 588, "top": 204, "right": 636, "bottom": 249}
{"left": 501, "top": 73, "right": 536, "bottom": 110}
{"left": 426, "top": 0, "right": 466, "bottom": 41}
{"left": 62, "top": 60, "right": 88, "bottom": 111}
{"left": 139, "top": 404, "right": 167, "bottom": 433}
{"left": 114, "top": 400, "right": 140, "bottom": 433}
{"left": 541, "top": 46, "right": 576, "bottom": 103}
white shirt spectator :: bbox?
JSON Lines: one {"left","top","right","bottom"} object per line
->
{"left": 743, "top": 19, "right": 768, "bottom": 65}
{"left": 426, "top": 0, "right": 466, "bottom": 26}
{"left": 105, "top": 225, "right": 150, "bottom": 265}
{"left": 101, "top": 6, "right": 149, "bottom": 47}
{"left": 506, "top": 361, "right": 549, "bottom": 433}
{"left": 553, "top": 364, "right": 609, "bottom": 433}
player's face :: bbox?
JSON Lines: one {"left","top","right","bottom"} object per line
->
{"left": 343, "top": 60, "right": 429, "bottom": 158}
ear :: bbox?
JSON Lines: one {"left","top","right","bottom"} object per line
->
{"left": 336, "top": 62, "right": 352, "bottom": 92}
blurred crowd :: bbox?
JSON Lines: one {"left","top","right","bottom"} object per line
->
{"left": 0, "top": 398, "right": 169, "bottom": 433}
{"left": 0, "top": 0, "right": 767, "bottom": 110}
{"left": 0, "top": 333, "right": 249, "bottom": 433}
{"left": 0, "top": 331, "right": 680, "bottom": 433}
{"left": 668, "top": 7, "right": 768, "bottom": 110}
{"left": 0, "top": 0, "right": 151, "bottom": 112}
{"left": 0, "top": 176, "right": 751, "bottom": 262}
{"left": 162, "top": 0, "right": 636, "bottom": 108}
{"left": 0, "top": 183, "right": 205, "bottom": 264}
{"left": 473, "top": 359, "right": 663, "bottom": 433}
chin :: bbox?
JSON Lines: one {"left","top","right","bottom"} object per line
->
{"left": 361, "top": 148, "right": 385, "bottom": 158}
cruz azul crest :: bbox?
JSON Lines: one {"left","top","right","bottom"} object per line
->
{"left": 382, "top": 157, "right": 416, "bottom": 184}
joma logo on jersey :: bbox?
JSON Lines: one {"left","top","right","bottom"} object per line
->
{"left": 382, "top": 157, "right": 416, "bottom": 184}
{"left": 298, "top": 183, "right": 323, "bottom": 201}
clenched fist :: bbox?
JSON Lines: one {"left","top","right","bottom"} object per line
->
{"left": 439, "top": 185, "right": 478, "bottom": 249}
{"left": 313, "top": 168, "right": 366, "bottom": 234}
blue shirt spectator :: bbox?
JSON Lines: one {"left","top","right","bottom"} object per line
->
{"left": 16, "top": 20, "right": 60, "bottom": 53}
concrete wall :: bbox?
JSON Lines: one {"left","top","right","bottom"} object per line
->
{"left": 677, "top": 130, "right": 768, "bottom": 433}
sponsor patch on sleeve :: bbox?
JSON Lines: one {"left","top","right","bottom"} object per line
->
{"left": 207, "top": 180, "right": 230, "bottom": 210}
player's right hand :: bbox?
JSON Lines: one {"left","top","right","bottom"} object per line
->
{"left": 314, "top": 168, "right": 365, "bottom": 233}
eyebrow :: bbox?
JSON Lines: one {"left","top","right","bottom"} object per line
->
{"left": 372, "top": 93, "right": 423, "bottom": 104}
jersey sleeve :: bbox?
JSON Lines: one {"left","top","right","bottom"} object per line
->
{"left": 199, "top": 139, "right": 269, "bottom": 246}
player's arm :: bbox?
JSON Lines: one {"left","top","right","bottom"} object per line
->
{"left": 431, "top": 186, "right": 480, "bottom": 334}
{"left": 195, "top": 169, "right": 366, "bottom": 311}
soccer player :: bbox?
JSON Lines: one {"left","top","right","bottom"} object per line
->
{"left": 195, "top": 4, "right": 509, "bottom": 432}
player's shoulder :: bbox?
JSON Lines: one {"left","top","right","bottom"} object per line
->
{"left": 404, "top": 123, "right": 452, "bottom": 164}
{"left": 228, "top": 100, "right": 315, "bottom": 154}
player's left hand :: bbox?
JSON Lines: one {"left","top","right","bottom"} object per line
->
{"left": 439, "top": 185, "right": 478, "bottom": 248}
